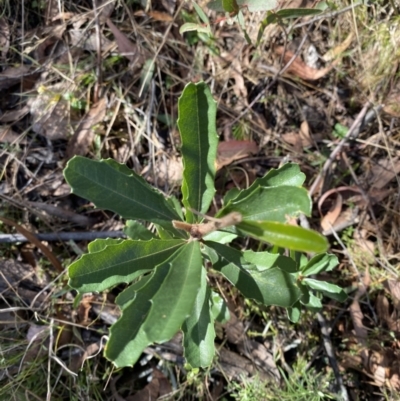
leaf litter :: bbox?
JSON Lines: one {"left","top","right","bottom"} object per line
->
{"left": 0, "top": 0, "right": 400, "bottom": 399}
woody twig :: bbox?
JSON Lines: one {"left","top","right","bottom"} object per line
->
{"left": 172, "top": 212, "right": 242, "bottom": 239}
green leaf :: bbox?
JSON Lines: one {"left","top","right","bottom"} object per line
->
{"left": 116, "top": 273, "right": 153, "bottom": 308}
{"left": 179, "top": 23, "right": 212, "bottom": 35}
{"left": 304, "top": 279, "right": 347, "bottom": 302}
{"left": 68, "top": 239, "right": 185, "bottom": 293}
{"left": 222, "top": 0, "right": 239, "bottom": 13}
{"left": 218, "top": 186, "right": 311, "bottom": 222}
{"left": 182, "top": 267, "right": 215, "bottom": 368}
{"left": 64, "top": 157, "right": 182, "bottom": 233}
{"left": 206, "top": 242, "right": 301, "bottom": 307}
{"left": 166, "top": 196, "right": 185, "bottom": 221}
{"left": 178, "top": 82, "right": 218, "bottom": 223}
{"left": 207, "top": 0, "right": 277, "bottom": 13}
{"left": 105, "top": 241, "right": 203, "bottom": 367}
{"left": 276, "top": 8, "right": 323, "bottom": 18}
{"left": 210, "top": 291, "right": 230, "bottom": 323}
{"left": 243, "top": 249, "right": 297, "bottom": 273}
{"left": 301, "top": 253, "right": 338, "bottom": 276}
{"left": 257, "top": 163, "right": 306, "bottom": 187}
{"left": 88, "top": 238, "right": 124, "bottom": 253}
{"left": 140, "top": 59, "right": 155, "bottom": 94}
{"left": 238, "top": 220, "right": 328, "bottom": 253}
{"left": 124, "top": 220, "right": 155, "bottom": 241}
{"left": 203, "top": 230, "right": 237, "bottom": 244}
{"left": 242, "top": 0, "right": 277, "bottom": 12}
{"left": 193, "top": 2, "right": 210, "bottom": 25}
{"left": 257, "top": 12, "right": 278, "bottom": 45}
{"left": 300, "top": 291, "right": 322, "bottom": 312}
{"left": 223, "top": 187, "right": 241, "bottom": 204}
{"left": 287, "top": 302, "right": 301, "bottom": 323}
{"left": 225, "top": 163, "right": 306, "bottom": 205}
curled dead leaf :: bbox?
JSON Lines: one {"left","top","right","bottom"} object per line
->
{"left": 0, "top": 126, "right": 27, "bottom": 144}
{"left": 66, "top": 98, "right": 107, "bottom": 158}
{"left": 106, "top": 18, "right": 142, "bottom": 64}
{"left": 319, "top": 192, "right": 343, "bottom": 233}
{"left": 217, "top": 140, "right": 258, "bottom": 169}
{"left": 275, "top": 46, "right": 338, "bottom": 81}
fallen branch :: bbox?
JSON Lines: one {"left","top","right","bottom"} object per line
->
{"left": 0, "top": 230, "right": 126, "bottom": 244}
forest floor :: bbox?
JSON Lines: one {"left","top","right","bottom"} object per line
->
{"left": 1, "top": 0, "right": 400, "bottom": 400}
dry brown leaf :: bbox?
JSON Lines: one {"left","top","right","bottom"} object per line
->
{"left": 367, "top": 158, "right": 400, "bottom": 189}
{"left": 131, "top": 369, "right": 172, "bottom": 401}
{"left": 0, "top": 105, "right": 30, "bottom": 123}
{"left": 217, "top": 140, "right": 258, "bottom": 169}
{"left": 68, "top": 29, "right": 113, "bottom": 52}
{"left": 383, "top": 86, "right": 400, "bottom": 117}
{"left": 353, "top": 229, "right": 375, "bottom": 257}
{"left": 0, "top": 126, "right": 27, "bottom": 144}
{"left": 0, "top": 65, "right": 33, "bottom": 90}
{"left": 145, "top": 156, "right": 183, "bottom": 187}
{"left": 0, "top": 17, "right": 10, "bottom": 60}
{"left": 299, "top": 120, "right": 312, "bottom": 146}
{"left": 386, "top": 280, "right": 400, "bottom": 311}
{"left": 376, "top": 294, "right": 392, "bottom": 329}
{"left": 323, "top": 32, "right": 354, "bottom": 62}
{"left": 96, "top": 0, "right": 116, "bottom": 21}
{"left": 320, "top": 192, "right": 343, "bottom": 232}
{"left": 77, "top": 295, "right": 94, "bottom": 325}
{"left": 69, "top": 341, "right": 102, "bottom": 373}
{"left": 106, "top": 18, "right": 141, "bottom": 63}
{"left": 275, "top": 46, "right": 338, "bottom": 81}
{"left": 66, "top": 97, "right": 107, "bottom": 158}
{"left": 28, "top": 83, "right": 77, "bottom": 140}
{"left": 148, "top": 10, "right": 174, "bottom": 22}
{"left": 281, "top": 132, "right": 302, "bottom": 152}
{"left": 231, "top": 58, "right": 247, "bottom": 100}
{"left": 282, "top": 122, "right": 315, "bottom": 152}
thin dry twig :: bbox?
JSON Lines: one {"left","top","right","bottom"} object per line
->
{"left": 316, "top": 312, "right": 350, "bottom": 401}
{"left": 308, "top": 100, "right": 372, "bottom": 197}
{"left": 0, "top": 230, "right": 126, "bottom": 243}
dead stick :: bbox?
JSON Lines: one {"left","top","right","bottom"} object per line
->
{"left": 309, "top": 101, "right": 372, "bottom": 197}
{"left": 0, "top": 230, "right": 126, "bottom": 244}
{"left": 173, "top": 212, "right": 242, "bottom": 239}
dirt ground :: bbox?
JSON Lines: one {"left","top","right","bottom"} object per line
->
{"left": 1, "top": 0, "right": 400, "bottom": 400}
